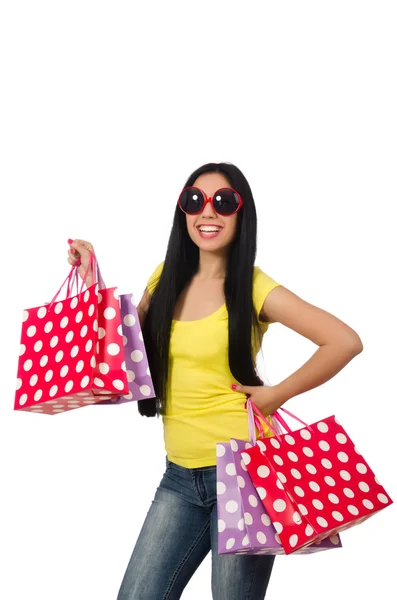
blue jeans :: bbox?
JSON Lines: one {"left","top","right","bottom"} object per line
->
{"left": 117, "top": 458, "right": 275, "bottom": 599}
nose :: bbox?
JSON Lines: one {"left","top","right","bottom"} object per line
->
{"left": 202, "top": 198, "right": 217, "bottom": 218}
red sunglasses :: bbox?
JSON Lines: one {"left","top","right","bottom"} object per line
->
{"left": 178, "top": 186, "right": 244, "bottom": 216}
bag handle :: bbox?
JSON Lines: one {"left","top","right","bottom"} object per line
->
{"left": 247, "top": 398, "right": 315, "bottom": 445}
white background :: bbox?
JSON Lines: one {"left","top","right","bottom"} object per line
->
{"left": 1, "top": 1, "right": 396, "bottom": 598}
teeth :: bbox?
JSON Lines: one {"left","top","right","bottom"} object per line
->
{"left": 198, "top": 226, "right": 221, "bottom": 232}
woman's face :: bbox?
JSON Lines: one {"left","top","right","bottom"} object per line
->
{"left": 184, "top": 172, "right": 239, "bottom": 253}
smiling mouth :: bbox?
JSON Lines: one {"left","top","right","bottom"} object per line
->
{"left": 197, "top": 226, "right": 223, "bottom": 233}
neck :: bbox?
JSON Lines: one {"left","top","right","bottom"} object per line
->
{"left": 196, "top": 249, "right": 228, "bottom": 279}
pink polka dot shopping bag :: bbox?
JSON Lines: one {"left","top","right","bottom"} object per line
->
{"left": 94, "top": 293, "right": 155, "bottom": 404}
{"left": 216, "top": 401, "right": 342, "bottom": 555}
{"left": 241, "top": 399, "right": 393, "bottom": 555}
{"left": 14, "top": 253, "right": 129, "bottom": 415}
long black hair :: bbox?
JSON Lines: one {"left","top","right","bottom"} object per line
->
{"left": 138, "top": 162, "right": 263, "bottom": 417}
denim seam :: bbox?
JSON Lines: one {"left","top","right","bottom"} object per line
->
{"left": 162, "top": 518, "right": 211, "bottom": 600}
{"left": 245, "top": 555, "right": 258, "bottom": 600}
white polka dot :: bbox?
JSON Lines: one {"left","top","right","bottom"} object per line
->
{"left": 302, "top": 446, "right": 314, "bottom": 458}
{"left": 27, "top": 325, "right": 37, "bottom": 337}
{"left": 343, "top": 488, "right": 355, "bottom": 499}
{"left": 70, "top": 297, "right": 78, "bottom": 309}
{"left": 226, "top": 501, "right": 238, "bottom": 514}
{"left": 123, "top": 335, "right": 128, "bottom": 346}
{"left": 336, "top": 433, "right": 347, "bottom": 444}
{"left": 305, "top": 525, "right": 314, "bottom": 536}
{"left": 146, "top": 367, "right": 151, "bottom": 377}
{"left": 218, "top": 519, "right": 226, "bottom": 533}
{"left": 293, "top": 511, "right": 302, "bottom": 524}
{"left": 94, "top": 378, "right": 104, "bottom": 388}
{"left": 270, "top": 438, "right": 280, "bottom": 449}
{"left": 93, "top": 320, "right": 98, "bottom": 332}
{"left": 317, "top": 517, "right": 328, "bottom": 528}
{"left": 45, "top": 370, "right": 53, "bottom": 382}
{"left": 241, "top": 452, "right": 251, "bottom": 466}
{"left": 363, "top": 499, "right": 374, "bottom": 510}
{"left": 348, "top": 505, "right": 359, "bottom": 516}
{"left": 273, "top": 499, "right": 287, "bottom": 513}
{"left": 257, "top": 465, "right": 270, "bottom": 478}
{"left": 240, "top": 459, "right": 247, "bottom": 472}
{"left": 359, "top": 482, "right": 370, "bottom": 493}
{"left": 356, "top": 463, "right": 367, "bottom": 474}
{"left": 19, "top": 394, "right": 28, "bottom": 406}
{"left": 317, "top": 421, "right": 329, "bottom": 433}
{"left": 230, "top": 439, "right": 238, "bottom": 452}
{"left": 319, "top": 440, "right": 330, "bottom": 452}
{"left": 291, "top": 469, "right": 302, "bottom": 479}
{"left": 289, "top": 534, "right": 299, "bottom": 548}
{"left": 117, "top": 325, "right": 122, "bottom": 336}
{"left": 85, "top": 339, "right": 93, "bottom": 353}
{"left": 244, "top": 512, "right": 253, "bottom": 525}
{"left": 249, "top": 495, "right": 258, "bottom": 507}
{"left": 300, "top": 429, "right": 311, "bottom": 440}
{"left": 55, "top": 350, "right": 64, "bottom": 363}
{"left": 321, "top": 459, "right": 332, "bottom": 470}
{"left": 19, "top": 344, "right": 26, "bottom": 356}
{"left": 50, "top": 336, "right": 59, "bottom": 348}
{"left": 261, "top": 513, "right": 271, "bottom": 526}
{"left": 354, "top": 446, "right": 362, "bottom": 455}
{"left": 98, "top": 292, "right": 103, "bottom": 304}
{"left": 226, "top": 463, "right": 236, "bottom": 476}
{"left": 257, "top": 487, "right": 267, "bottom": 500}
{"left": 34, "top": 340, "right": 43, "bottom": 352}
{"left": 242, "top": 535, "right": 249, "bottom": 546}
{"left": 284, "top": 435, "right": 295, "bottom": 445}
{"left": 88, "top": 304, "right": 95, "bottom": 317}
{"left": 131, "top": 349, "right": 143, "bottom": 362}
{"left": 257, "top": 440, "right": 266, "bottom": 452}
{"left": 54, "top": 302, "right": 63, "bottom": 314}
{"left": 217, "top": 482, "right": 226, "bottom": 495}
{"left": 294, "top": 486, "right": 305, "bottom": 497}
{"left": 49, "top": 385, "right": 58, "bottom": 397}
{"left": 377, "top": 493, "right": 389, "bottom": 505}
{"left": 273, "top": 521, "right": 283, "bottom": 534}
{"left": 126, "top": 370, "right": 135, "bottom": 383}
{"left": 122, "top": 392, "right": 132, "bottom": 400}
{"left": 59, "top": 366, "right": 69, "bottom": 378}
{"left": 306, "top": 464, "right": 317, "bottom": 475}
{"left": 65, "top": 331, "right": 74, "bottom": 343}
{"left": 44, "top": 321, "right": 53, "bottom": 334}
{"left": 313, "top": 499, "right": 324, "bottom": 510}
{"left": 30, "top": 374, "right": 38, "bottom": 386}
{"left": 309, "top": 481, "right": 320, "bottom": 493}
{"left": 75, "top": 311, "right": 83, "bottom": 324}
{"left": 16, "top": 378, "right": 22, "bottom": 390}
{"left": 216, "top": 445, "right": 226, "bottom": 457}
{"left": 71, "top": 345, "right": 79, "bottom": 358}
{"left": 139, "top": 385, "right": 151, "bottom": 396}
{"left": 23, "top": 310, "right": 29, "bottom": 322}
{"left": 340, "top": 470, "right": 351, "bottom": 481}
{"left": 337, "top": 452, "right": 349, "bottom": 463}
{"left": 84, "top": 290, "right": 90, "bottom": 303}
{"left": 104, "top": 307, "right": 116, "bottom": 320}
{"left": 23, "top": 359, "right": 33, "bottom": 372}
{"left": 124, "top": 314, "right": 136, "bottom": 327}
{"left": 237, "top": 518, "right": 244, "bottom": 531}
{"left": 328, "top": 493, "right": 340, "bottom": 504}
{"left": 76, "top": 360, "right": 84, "bottom": 373}
{"left": 81, "top": 376, "right": 90, "bottom": 388}
{"left": 237, "top": 476, "right": 246, "bottom": 488}
{"left": 257, "top": 532, "right": 267, "bottom": 544}
{"left": 276, "top": 479, "right": 284, "bottom": 490}
{"left": 108, "top": 343, "right": 121, "bottom": 356}
{"left": 80, "top": 325, "right": 88, "bottom": 338}
{"left": 287, "top": 452, "right": 298, "bottom": 462}
{"left": 65, "top": 381, "right": 73, "bottom": 393}
{"left": 96, "top": 364, "right": 108, "bottom": 376}
{"left": 90, "top": 356, "right": 96, "bottom": 368}
{"left": 332, "top": 511, "right": 344, "bottom": 522}
{"left": 40, "top": 355, "right": 48, "bottom": 367}
{"left": 138, "top": 332, "right": 143, "bottom": 341}
{"left": 298, "top": 504, "right": 308, "bottom": 516}
{"left": 34, "top": 390, "right": 43, "bottom": 402}
{"left": 273, "top": 455, "right": 283, "bottom": 466}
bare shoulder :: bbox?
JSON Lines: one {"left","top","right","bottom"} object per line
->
{"left": 260, "top": 285, "right": 363, "bottom": 349}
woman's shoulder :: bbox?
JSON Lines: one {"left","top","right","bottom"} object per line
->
{"left": 146, "top": 261, "right": 165, "bottom": 295}
{"left": 252, "top": 265, "right": 281, "bottom": 316}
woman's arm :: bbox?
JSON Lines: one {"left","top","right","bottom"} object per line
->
{"left": 137, "top": 287, "right": 151, "bottom": 328}
{"left": 259, "top": 285, "right": 363, "bottom": 405}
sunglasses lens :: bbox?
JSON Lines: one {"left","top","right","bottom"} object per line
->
{"left": 179, "top": 188, "right": 204, "bottom": 214}
{"left": 213, "top": 188, "right": 240, "bottom": 215}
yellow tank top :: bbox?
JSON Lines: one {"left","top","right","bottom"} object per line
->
{"left": 146, "top": 262, "right": 281, "bottom": 468}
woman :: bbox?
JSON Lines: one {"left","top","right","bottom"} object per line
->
{"left": 68, "top": 162, "right": 363, "bottom": 599}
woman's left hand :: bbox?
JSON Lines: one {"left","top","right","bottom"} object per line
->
{"left": 232, "top": 384, "right": 285, "bottom": 417}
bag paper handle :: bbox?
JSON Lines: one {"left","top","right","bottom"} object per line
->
{"left": 247, "top": 398, "right": 315, "bottom": 445}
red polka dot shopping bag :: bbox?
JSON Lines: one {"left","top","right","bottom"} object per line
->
{"left": 14, "top": 253, "right": 129, "bottom": 415}
{"left": 216, "top": 403, "right": 342, "bottom": 555}
{"left": 241, "top": 399, "right": 393, "bottom": 555}
{"left": 94, "top": 293, "right": 155, "bottom": 405}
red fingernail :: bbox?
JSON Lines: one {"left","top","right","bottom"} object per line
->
{"left": 71, "top": 248, "right": 75, "bottom": 254}
{"left": 67, "top": 238, "right": 73, "bottom": 244}
{"left": 231, "top": 384, "right": 237, "bottom": 390}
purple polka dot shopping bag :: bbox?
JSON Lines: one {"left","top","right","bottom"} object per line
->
{"left": 95, "top": 293, "right": 155, "bottom": 404}
{"left": 216, "top": 400, "right": 343, "bottom": 555}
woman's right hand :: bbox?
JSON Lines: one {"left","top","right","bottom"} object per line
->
{"left": 67, "top": 239, "right": 96, "bottom": 288}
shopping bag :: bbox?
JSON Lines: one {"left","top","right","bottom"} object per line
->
{"left": 14, "top": 253, "right": 129, "bottom": 415}
{"left": 95, "top": 293, "right": 155, "bottom": 404}
{"left": 216, "top": 403, "right": 342, "bottom": 555}
{"left": 242, "top": 400, "right": 393, "bottom": 554}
